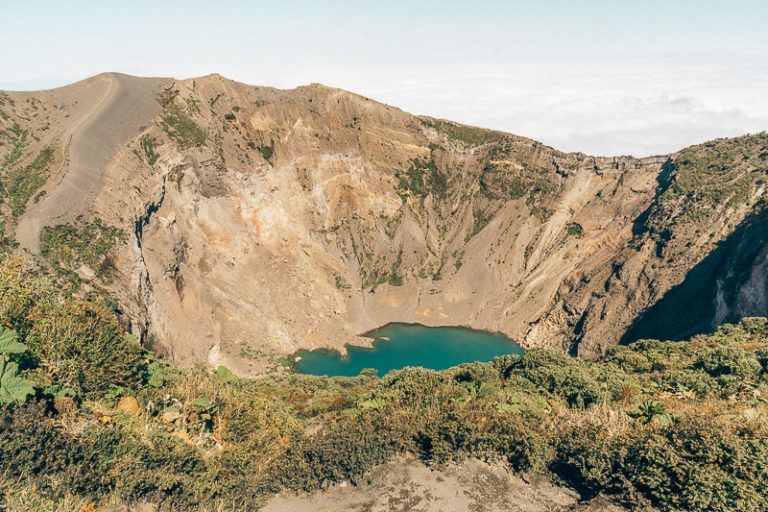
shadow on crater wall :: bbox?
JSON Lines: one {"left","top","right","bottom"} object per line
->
{"left": 621, "top": 204, "right": 768, "bottom": 344}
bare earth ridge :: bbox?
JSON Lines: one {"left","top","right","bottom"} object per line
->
{"left": 15, "top": 73, "right": 169, "bottom": 252}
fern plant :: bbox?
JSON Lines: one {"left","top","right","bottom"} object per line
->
{"left": 628, "top": 400, "right": 673, "bottom": 426}
{"left": 359, "top": 397, "right": 387, "bottom": 410}
{"left": 460, "top": 381, "right": 497, "bottom": 400}
{"left": 0, "top": 327, "right": 35, "bottom": 404}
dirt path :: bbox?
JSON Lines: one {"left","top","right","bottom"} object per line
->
{"left": 15, "top": 73, "right": 167, "bottom": 253}
{"left": 263, "top": 456, "right": 627, "bottom": 512}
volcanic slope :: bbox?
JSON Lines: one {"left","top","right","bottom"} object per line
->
{"left": 1, "top": 73, "right": 766, "bottom": 373}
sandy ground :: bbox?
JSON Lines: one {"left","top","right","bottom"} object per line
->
{"left": 263, "top": 456, "right": 627, "bottom": 512}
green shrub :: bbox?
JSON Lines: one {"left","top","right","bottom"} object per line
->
{"left": 756, "top": 349, "right": 768, "bottom": 375}
{"left": 451, "top": 361, "right": 500, "bottom": 385}
{"left": 566, "top": 222, "right": 584, "bottom": 238}
{"left": 554, "top": 423, "right": 624, "bottom": 498}
{"left": 383, "top": 366, "right": 447, "bottom": 405}
{"left": 695, "top": 346, "right": 762, "bottom": 381}
{"left": 94, "top": 430, "right": 205, "bottom": 506}
{"left": 6, "top": 146, "right": 54, "bottom": 216}
{"left": 622, "top": 419, "right": 768, "bottom": 511}
{"left": 140, "top": 135, "right": 160, "bottom": 165}
{"left": 25, "top": 299, "right": 146, "bottom": 396}
{"left": 660, "top": 369, "right": 719, "bottom": 396}
{"left": 624, "top": 339, "right": 689, "bottom": 372}
{"left": 477, "top": 413, "right": 552, "bottom": 471}
{"left": 39, "top": 217, "right": 124, "bottom": 278}
{"left": 736, "top": 317, "right": 768, "bottom": 335}
{"left": 396, "top": 157, "right": 448, "bottom": 198}
{"left": 0, "top": 402, "right": 96, "bottom": 497}
{"left": 267, "top": 414, "right": 401, "bottom": 491}
{"left": 0, "top": 256, "right": 36, "bottom": 334}
{"left": 502, "top": 349, "right": 604, "bottom": 407}
{"left": 160, "top": 103, "right": 206, "bottom": 147}
{"left": 257, "top": 142, "right": 274, "bottom": 161}
{"left": 604, "top": 345, "right": 654, "bottom": 373}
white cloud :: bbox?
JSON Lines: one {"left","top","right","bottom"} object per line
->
{"left": 298, "top": 54, "right": 768, "bottom": 157}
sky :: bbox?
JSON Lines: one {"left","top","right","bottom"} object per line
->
{"left": 1, "top": 0, "right": 767, "bottom": 156}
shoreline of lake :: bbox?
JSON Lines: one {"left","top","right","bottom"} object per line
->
{"left": 293, "top": 323, "right": 524, "bottom": 377}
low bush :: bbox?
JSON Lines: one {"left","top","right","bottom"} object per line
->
{"left": 160, "top": 102, "right": 207, "bottom": 148}
{"left": 2, "top": 251, "right": 768, "bottom": 511}
{"left": 39, "top": 216, "right": 124, "bottom": 279}
{"left": 695, "top": 346, "right": 762, "bottom": 381}
{"left": 25, "top": 299, "right": 146, "bottom": 396}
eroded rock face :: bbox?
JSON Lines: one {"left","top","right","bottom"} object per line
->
{"left": 3, "top": 73, "right": 766, "bottom": 372}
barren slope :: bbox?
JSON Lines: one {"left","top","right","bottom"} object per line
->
{"left": 15, "top": 73, "right": 169, "bottom": 252}
{"left": 264, "top": 457, "right": 629, "bottom": 512}
{"left": 1, "top": 73, "right": 766, "bottom": 372}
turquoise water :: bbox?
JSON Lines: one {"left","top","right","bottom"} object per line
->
{"left": 294, "top": 323, "right": 523, "bottom": 377}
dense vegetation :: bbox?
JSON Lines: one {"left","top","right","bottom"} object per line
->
{"left": 2, "top": 251, "right": 768, "bottom": 511}
{"left": 637, "top": 132, "right": 768, "bottom": 248}
{"left": 40, "top": 217, "right": 125, "bottom": 280}
{"left": 0, "top": 117, "right": 56, "bottom": 218}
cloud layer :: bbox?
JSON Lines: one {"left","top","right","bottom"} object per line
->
{"left": 317, "top": 54, "right": 768, "bottom": 157}
{"left": 2, "top": 2, "right": 766, "bottom": 157}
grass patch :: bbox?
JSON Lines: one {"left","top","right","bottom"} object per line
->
{"left": 467, "top": 208, "right": 494, "bottom": 241}
{"left": 396, "top": 157, "right": 448, "bottom": 199}
{"left": 479, "top": 162, "right": 549, "bottom": 201}
{"left": 362, "top": 251, "right": 404, "bottom": 289}
{"left": 4, "top": 146, "right": 54, "bottom": 216}
{"left": 139, "top": 136, "right": 160, "bottom": 165}
{"left": 1, "top": 123, "right": 29, "bottom": 170}
{"left": 160, "top": 104, "right": 206, "bottom": 148}
{"left": 421, "top": 118, "right": 507, "bottom": 146}
{"left": 334, "top": 274, "right": 351, "bottom": 290}
{"left": 40, "top": 217, "right": 124, "bottom": 278}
